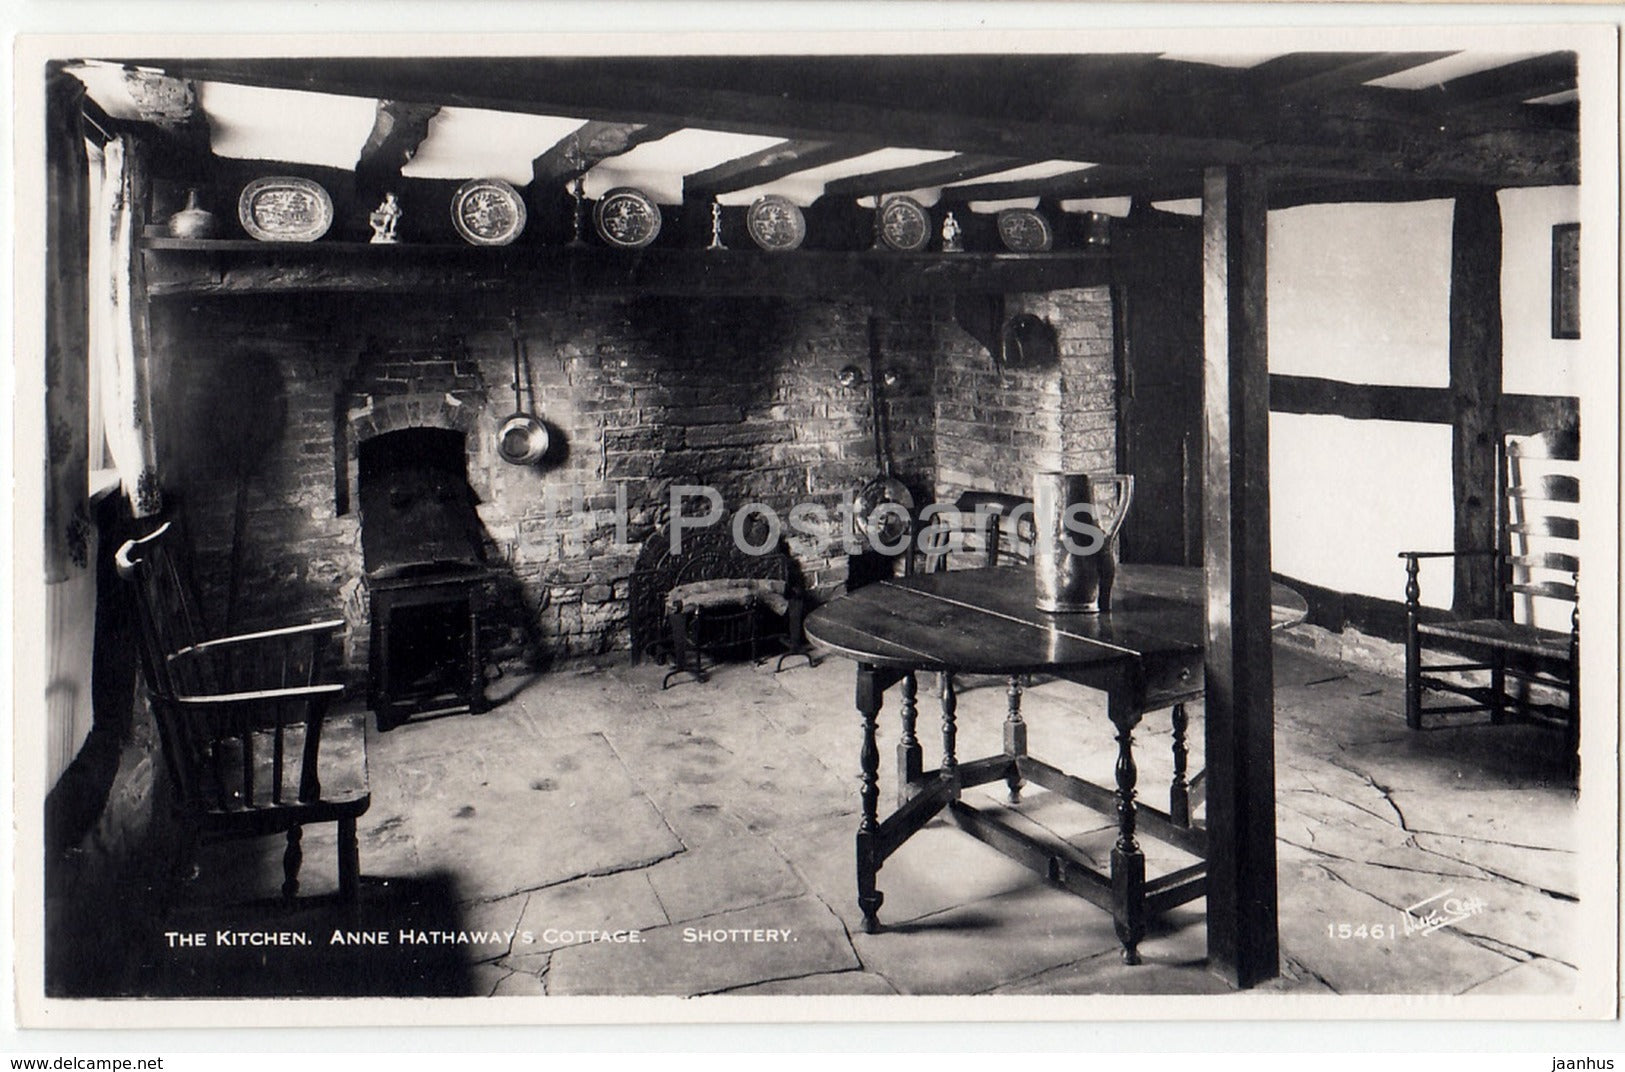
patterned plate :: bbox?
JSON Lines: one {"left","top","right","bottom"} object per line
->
{"left": 237, "top": 177, "right": 334, "bottom": 242}
{"left": 877, "top": 196, "right": 932, "bottom": 252}
{"left": 746, "top": 195, "right": 807, "bottom": 251}
{"left": 593, "top": 187, "right": 663, "bottom": 249}
{"left": 451, "top": 178, "right": 527, "bottom": 246}
{"left": 996, "top": 208, "right": 1054, "bottom": 253}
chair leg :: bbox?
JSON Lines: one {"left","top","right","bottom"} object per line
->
{"left": 1489, "top": 652, "right": 1507, "bottom": 725}
{"left": 1403, "top": 556, "right": 1422, "bottom": 730}
{"left": 281, "top": 825, "right": 303, "bottom": 901}
{"left": 338, "top": 816, "right": 360, "bottom": 902}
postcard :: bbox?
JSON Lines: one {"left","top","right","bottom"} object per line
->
{"left": 10, "top": 15, "right": 1619, "bottom": 1036}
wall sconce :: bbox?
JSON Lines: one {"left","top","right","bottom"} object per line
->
{"left": 835, "top": 365, "right": 900, "bottom": 388}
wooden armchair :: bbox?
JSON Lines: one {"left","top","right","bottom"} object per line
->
{"left": 1400, "top": 430, "right": 1579, "bottom": 763}
{"left": 115, "top": 521, "right": 370, "bottom": 901}
{"left": 917, "top": 490, "right": 1035, "bottom": 575}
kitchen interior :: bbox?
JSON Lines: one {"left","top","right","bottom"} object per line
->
{"left": 30, "top": 43, "right": 1604, "bottom": 1006}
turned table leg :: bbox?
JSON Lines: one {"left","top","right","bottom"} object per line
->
{"left": 1109, "top": 689, "right": 1146, "bottom": 964}
{"left": 940, "top": 672, "right": 959, "bottom": 785}
{"left": 1004, "top": 675, "right": 1027, "bottom": 804}
{"left": 856, "top": 664, "right": 886, "bottom": 934}
{"left": 1170, "top": 702, "right": 1190, "bottom": 827}
{"left": 897, "top": 671, "right": 922, "bottom": 807}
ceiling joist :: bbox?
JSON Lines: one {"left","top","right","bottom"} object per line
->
{"left": 529, "top": 119, "right": 679, "bottom": 193}
{"left": 683, "top": 139, "right": 878, "bottom": 200}
{"left": 354, "top": 99, "right": 440, "bottom": 194}
{"left": 134, "top": 54, "right": 1581, "bottom": 191}
{"left": 823, "top": 154, "right": 1023, "bottom": 199}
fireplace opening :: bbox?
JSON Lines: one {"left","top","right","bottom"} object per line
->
{"left": 356, "top": 427, "right": 491, "bottom": 728}
{"left": 358, "top": 428, "right": 484, "bottom": 574}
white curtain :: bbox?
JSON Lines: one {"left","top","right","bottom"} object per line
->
{"left": 89, "top": 136, "right": 162, "bottom": 517}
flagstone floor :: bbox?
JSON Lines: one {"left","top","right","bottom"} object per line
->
{"left": 140, "top": 639, "right": 1581, "bottom": 1000}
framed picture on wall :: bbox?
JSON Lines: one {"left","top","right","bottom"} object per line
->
{"left": 1552, "top": 221, "right": 1579, "bottom": 339}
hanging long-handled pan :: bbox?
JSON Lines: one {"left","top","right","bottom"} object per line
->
{"left": 852, "top": 316, "right": 914, "bottom": 548}
{"left": 496, "top": 312, "right": 549, "bottom": 465}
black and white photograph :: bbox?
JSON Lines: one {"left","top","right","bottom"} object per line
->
{"left": 9, "top": 12, "right": 1620, "bottom": 1037}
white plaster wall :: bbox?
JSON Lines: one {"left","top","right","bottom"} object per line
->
{"left": 1499, "top": 186, "right": 1582, "bottom": 396}
{"left": 1267, "top": 201, "right": 1455, "bottom": 605}
{"left": 1267, "top": 200, "right": 1454, "bottom": 388}
{"left": 1270, "top": 413, "right": 1456, "bottom": 606}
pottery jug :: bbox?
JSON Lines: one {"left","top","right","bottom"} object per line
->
{"left": 167, "top": 189, "right": 219, "bottom": 240}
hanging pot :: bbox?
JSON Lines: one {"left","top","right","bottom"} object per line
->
{"left": 496, "top": 412, "right": 549, "bottom": 465}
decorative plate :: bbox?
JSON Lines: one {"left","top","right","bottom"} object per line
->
{"left": 745, "top": 195, "right": 806, "bottom": 252}
{"left": 593, "top": 187, "right": 663, "bottom": 249}
{"left": 237, "top": 177, "right": 334, "bottom": 242}
{"left": 877, "top": 196, "right": 932, "bottom": 252}
{"left": 451, "top": 178, "right": 527, "bottom": 246}
{"left": 996, "top": 208, "right": 1054, "bottom": 253}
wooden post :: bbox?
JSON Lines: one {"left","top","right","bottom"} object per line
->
{"left": 1449, "top": 190, "right": 1504, "bottom": 617}
{"left": 1201, "top": 166, "right": 1279, "bottom": 988}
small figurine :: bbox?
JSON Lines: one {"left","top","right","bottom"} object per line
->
{"left": 368, "top": 193, "right": 401, "bottom": 244}
{"left": 708, "top": 200, "right": 727, "bottom": 250}
{"left": 941, "top": 211, "right": 964, "bottom": 253}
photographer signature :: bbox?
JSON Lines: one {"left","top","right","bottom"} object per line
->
{"left": 1401, "top": 888, "right": 1488, "bottom": 937}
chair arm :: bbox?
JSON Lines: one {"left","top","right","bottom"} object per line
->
{"left": 173, "top": 683, "right": 346, "bottom": 706}
{"left": 173, "top": 619, "right": 346, "bottom": 657}
{"left": 1396, "top": 549, "right": 1499, "bottom": 561}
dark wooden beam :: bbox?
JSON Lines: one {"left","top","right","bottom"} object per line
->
{"left": 1269, "top": 375, "right": 1577, "bottom": 441}
{"left": 353, "top": 99, "right": 439, "bottom": 196}
{"left": 1249, "top": 51, "right": 1458, "bottom": 96}
{"left": 1201, "top": 165, "right": 1278, "bottom": 990}
{"left": 1269, "top": 376, "right": 1453, "bottom": 424}
{"left": 824, "top": 154, "right": 1023, "bottom": 199}
{"left": 1436, "top": 52, "right": 1577, "bottom": 107}
{"left": 528, "top": 120, "right": 678, "bottom": 192}
{"left": 140, "top": 242, "right": 1116, "bottom": 299}
{"left": 1267, "top": 179, "right": 1479, "bottom": 210}
{"left": 142, "top": 57, "right": 1577, "bottom": 188}
{"left": 1448, "top": 190, "right": 1504, "bottom": 617}
{"left": 683, "top": 139, "right": 877, "bottom": 200}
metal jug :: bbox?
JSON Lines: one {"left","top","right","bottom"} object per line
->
{"left": 1032, "top": 471, "right": 1134, "bottom": 613}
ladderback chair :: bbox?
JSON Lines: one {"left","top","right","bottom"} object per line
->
{"left": 1400, "top": 429, "right": 1579, "bottom": 764}
{"left": 116, "top": 521, "right": 371, "bottom": 901}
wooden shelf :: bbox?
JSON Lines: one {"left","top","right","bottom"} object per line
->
{"left": 139, "top": 238, "right": 1117, "bottom": 299}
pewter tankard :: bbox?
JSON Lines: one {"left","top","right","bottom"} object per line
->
{"left": 1032, "top": 471, "right": 1134, "bottom": 613}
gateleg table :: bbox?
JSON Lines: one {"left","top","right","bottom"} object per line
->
{"left": 803, "top": 563, "right": 1306, "bottom": 964}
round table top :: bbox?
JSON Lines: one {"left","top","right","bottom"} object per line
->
{"left": 804, "top": 563, "right": 1307, "bottom": 675}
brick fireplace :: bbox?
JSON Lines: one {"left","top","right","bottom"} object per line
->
{"left": 146, "top": 284, "right": 1114, "bottom": 679}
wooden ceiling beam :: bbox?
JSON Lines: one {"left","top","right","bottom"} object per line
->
{"left": 944, "top": 165, "right": 1202, "bottom": 204}
{"left": 683, "top": 139, "right": 877, "bottom": 199}
{"left": 354, "top": 99, "right": 440, "bottom": 194}
{"left": 141, "top": 57, "right": 1578, "bottom": 188}
{"left": 528, "top": 119, "right": 679, "bottom": 193}
{"left": 822, "top": 153, "right": 1025, "bottom": 199}
{"left": 1433, "top": 52, "right": 1578, "bottom": 107}
{"left": 1248, "top": 52, "right": 1458, "bottom": 96}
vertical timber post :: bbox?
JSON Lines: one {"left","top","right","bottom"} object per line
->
{"left": 1449, "top": 190, "right": 1504, "bottom": 618}
{"left": 1201, "top": 166, "right": 1279, "bottom": 988}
